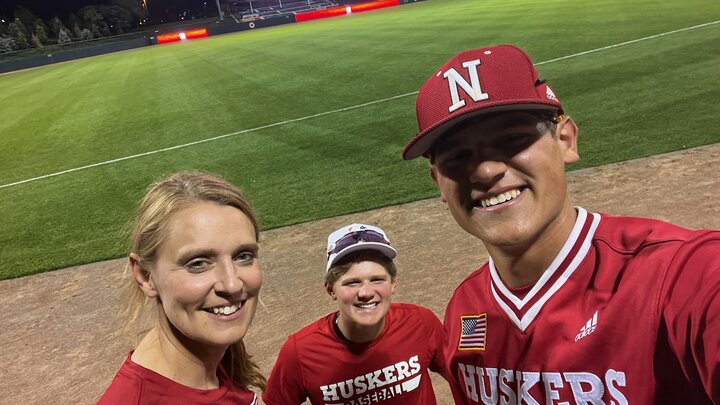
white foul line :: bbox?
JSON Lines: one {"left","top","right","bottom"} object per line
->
{"left": 0, "top": 92, "right": 417, "bottom": 190}
{"left": 535, "top": 19, "right": 720, "bottom": 65}
{"left": 2, "top": 19, "right": 718, "bottom": 190}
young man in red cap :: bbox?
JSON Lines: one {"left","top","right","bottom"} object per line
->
{"left": 263, "top": 223, "right": 446, "bottom": 404}
{"left": 403, "top": 45, "right": 720, "bottom": 404}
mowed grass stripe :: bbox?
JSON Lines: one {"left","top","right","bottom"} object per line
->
{"left": 543, "top": 29, "right": 720, "bottom": 167}
{"left": 0, "top": 101, "right": 433, "bottom": 277}
{"left": 0, "top": 91, "right": 417, "bottom": 189}
{"left": 1, "top": 0, "right": 719, "bottom": 279}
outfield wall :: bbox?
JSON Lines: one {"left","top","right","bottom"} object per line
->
{"left": 0, "top": 0, "right": 426, "bottom": 74}
{"left": 209, "top": 15, "right": 295, "bottom": 37}
{"left": 0, "top": 37, "right": 151, "bottom": 74}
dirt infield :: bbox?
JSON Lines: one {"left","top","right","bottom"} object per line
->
{"left": 1, "top": 143, "right": 719, "bottom": 404}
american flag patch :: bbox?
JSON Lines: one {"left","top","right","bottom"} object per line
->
{"left": 458, "top": 314, "right": 487, "bottom": 351}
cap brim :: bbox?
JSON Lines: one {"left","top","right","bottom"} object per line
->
{"left": 326, "top": 242, "right": 398, "bottom": 272}
{"left": 403, "top": 102, "right": 561, "bottom": 160}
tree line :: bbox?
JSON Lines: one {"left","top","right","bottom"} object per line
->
{"left": 0, "top": 0, "right": 148, "bottom": 53}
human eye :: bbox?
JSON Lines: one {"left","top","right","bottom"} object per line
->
{"left": 504, "top": 133, "right": 526, "bottom": 144}
{"left": 234, "top": 250, "right": 257, "bottom": 265}
{"left": 503, "top": 132, "right": 531, "bottom": 146}
{"left": 438, "top": 148, "right": 471, "bottom": 166}
{"left": 185, "top": 258, "right": 211, "bottom": 273}
{"left": 497, "top": 132, "right": 538, "bottom": 154}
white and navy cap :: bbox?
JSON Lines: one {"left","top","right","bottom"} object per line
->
{"left": 326, "top": 223, "right": 397, "bottom": 272}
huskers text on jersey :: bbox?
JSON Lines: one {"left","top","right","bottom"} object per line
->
{"left": 458, "top": 364, "right": 628, "bottom": 404}
{"left": 319, "top": 355, "right": 422, "bottom": 404}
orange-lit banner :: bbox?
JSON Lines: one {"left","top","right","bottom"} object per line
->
{"left": 351, "top": 0, "right": 400, "bottom": 13}
{"left": 296, "top": 0, "right": 400, "bottom": 22}
{"left": 157, "top": 28, "right": 209, "bottom": 44}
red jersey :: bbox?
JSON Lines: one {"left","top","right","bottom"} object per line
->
{"left": 443, "top": 207, "right": 720, "bottom": 404}
{"left": 263, "top": 303, "right": 444, "bottom": 405}
{"left": 96, "top": 352, "right": 258, "bottom": 404}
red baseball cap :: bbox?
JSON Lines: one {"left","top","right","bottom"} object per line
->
{"left": 403, "top": 45, "right": 564, "bottom": 160}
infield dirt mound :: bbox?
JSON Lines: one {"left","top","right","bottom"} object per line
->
{"left": 1, "top": 143, "right": 718, "bottom": 404}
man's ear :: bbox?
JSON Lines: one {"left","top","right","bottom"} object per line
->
{"left": 429, "top": 164, "right": 447, "bottom": 204}
{"left": 129, "top": 253, "right": 158, "bottom": 298}
{"left": 556, "top": 116, "right": 579, "bottom": 164}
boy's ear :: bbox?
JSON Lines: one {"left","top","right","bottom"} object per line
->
{"left": 557, "top": 116, "right": 579, "bottom": 164}
{"left": 129, "top": 253, "right": 157, "bottom": 298}
{"left": 325, "top": 283, "right": 336, "bottom": 300}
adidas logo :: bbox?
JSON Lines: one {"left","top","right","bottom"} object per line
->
{"left": 574, "top": 311, "right": 598, "bottom": 342}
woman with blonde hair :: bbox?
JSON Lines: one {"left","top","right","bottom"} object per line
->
{"left": 98, "top": 171, "right": 265, "bottom": 404}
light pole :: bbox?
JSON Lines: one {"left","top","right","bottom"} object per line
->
{"left": 139, "top": 0, "right": 149, "bottom": 25}
{"left": 215, "top": 0, "right": 225, "bottom": 20}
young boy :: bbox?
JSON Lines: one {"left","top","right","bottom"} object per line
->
{"left": 263, "top": 224, "right": 445, "bottom": 404}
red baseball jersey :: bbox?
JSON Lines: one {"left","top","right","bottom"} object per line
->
{"left": 443, "top": 207, "right": 720, "bottom": 404}
{"left": 96, "top": 352, "right": 258, "bottom": 404}
{"left": 263, "top": 303, "right": 444, "bottom": 405}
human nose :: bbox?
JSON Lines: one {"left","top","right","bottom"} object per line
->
{"left": 214, "top": 259, "right": 243, "bottom": 295}
{"left": 357, "top": 282, "right": 374, "bottom": 300}
{"left": 468, "top": 157, "right": 507, "bottom": 185}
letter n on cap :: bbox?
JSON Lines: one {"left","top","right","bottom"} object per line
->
{"left": 443, "top": 59, "right": 489, "bottom": 113}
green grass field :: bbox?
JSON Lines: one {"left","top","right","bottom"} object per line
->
{"left": 1, "top": 0, "right": 719, "bottom": 279}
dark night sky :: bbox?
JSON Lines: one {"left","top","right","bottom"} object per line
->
{"left": 0, "top": 0, "right": 222, "bottom": 22}
{"left": 1, "top": 0, "right": 113, "bottom": 19}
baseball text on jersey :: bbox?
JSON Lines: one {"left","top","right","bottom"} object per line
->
{"left": 457, "top": 363, "right": 628, "bottom": 405}
{"left": 319, "top": 355, "right": 422, "bottom": 405}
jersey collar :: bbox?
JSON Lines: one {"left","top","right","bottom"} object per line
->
{"left": 488, "top": 207, "right": 601, "bottom": 332}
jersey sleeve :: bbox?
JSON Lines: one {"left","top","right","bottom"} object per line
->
{"left": 419, "top": 306, "right": 445, "bottom": 374}
{"left": 658, "top": 235, "right": 720, "bottom": 401}
{"left": 261, "top": 335, "right": 308, "bottom": 405}
{"left": 96, "top": 377, "right": 141, "bottom": 405}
